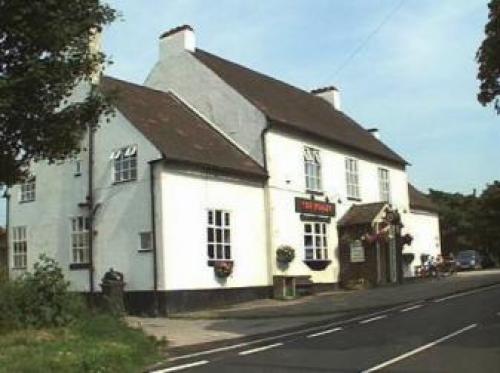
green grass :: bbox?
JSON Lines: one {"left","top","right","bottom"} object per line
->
{"left": 0, "top": 313, "right": 165, "bottom": 373}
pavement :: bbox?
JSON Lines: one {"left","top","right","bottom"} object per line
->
{"left": 126, "top": 269, "right": 500, "bottom": 355}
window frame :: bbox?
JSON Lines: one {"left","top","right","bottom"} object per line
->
{"left": 138, "top": 231, "right": 153, "bottom": 252}
{"left": 378, "top": 167, "right": 391, "bottom": 203}
{"left": 20, "top": 177, "right": 36, "bottom": 203}
{"left": 111, "top": 145, "right": 138, "bottom": 184}
{"left": 304, "top": 146, "right": 322, "bottom": 192}
{"left": 345, "top": 158, "right": 360, "bottom": 200}
{"left": 303, "top": 222, "right": 329, "bottom": 261}
{"left": 207, "top": 209, "right": 232, "bottom": 261}
{"left": 12, "top": 226, "right": 28, "bottom": 269}
{"left": 70, "top": 216, "right": 90, "bottom": 265}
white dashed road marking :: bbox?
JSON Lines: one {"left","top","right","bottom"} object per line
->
{"left": 361, "top": 323, "right": 478, "bottom": 372}
{"left": 153, "top": 360, "right": 209, "bottom": 373}
{"left": 239, "top": 343, "right": 284, "bottom": 356}
{"left": 307, "top": 327, "right": 343, "bottom": 338}
{"left": 359, "top": 315, "right": 387, "bottom": 324}
{"left": 400, "top": 304, "right": 423, "bottom": 313}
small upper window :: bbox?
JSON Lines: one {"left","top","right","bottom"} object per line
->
{"left": 345, "top": 158, "right": 360, "bottom": 199}
{"left": 20, "top": 177, "right": 36, "bottom": 203}
{"left": 378, "top": 168, "right": 391, "bottom": 203}
{"left": 139, "top": 231, "right": 153, "bottom": 252}
{"left": 111, "top": 145, "right": 137, "bottom": 183}
{"left": 304, "top": 147, "right": 322, "bottom": 192}
{"left": 74, "top": 159, "right": 82, "bottom": 176}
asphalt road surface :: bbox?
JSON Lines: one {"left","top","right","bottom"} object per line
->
{"left": 157, "top": 284, "right": 500, "bottom": 372}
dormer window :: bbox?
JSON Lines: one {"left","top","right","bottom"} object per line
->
{"left": 304, "top": 147, "right": 322, "bottom": 192}
{"left": 111, "top": 145, "right": 137, "bottom": 183}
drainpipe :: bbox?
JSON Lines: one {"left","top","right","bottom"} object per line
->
{"left": 260, "top": 127, "right": 274, "bottom": 293}
{"left": 149, "top": 159, "right": 161, "bottom": 315}
{"left": 88, "top": 127, "right": 95, "bottom": 294}
{"left": 4, "top": 189, "right": 10, "bottom": 276}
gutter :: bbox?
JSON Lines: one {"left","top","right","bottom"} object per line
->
{"left": 268, "top": 119, "right": 409, "bottom": 169}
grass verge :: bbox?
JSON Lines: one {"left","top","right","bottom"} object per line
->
{"left": 0, "top": 312, "right": 165, "bottom": 373}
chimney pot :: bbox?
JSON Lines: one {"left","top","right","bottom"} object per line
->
{"left": 367, "top": 128, "right": 380, "bottom": 139}
{"left": 311, "top": 86, "right": 341, "bottom": 110}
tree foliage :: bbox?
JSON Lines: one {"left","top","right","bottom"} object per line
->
{"left": 477, "top": 0, "right": 500, "bottom": 113}
{"left": 429, "top": 180, "right": 500, "bottom": 258}
{"left": 0, "top": 0, "right": 116, "bottom": 186}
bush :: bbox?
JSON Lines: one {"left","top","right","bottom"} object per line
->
{"left": 0, "top": 255, "right": 84, "bottom": 332}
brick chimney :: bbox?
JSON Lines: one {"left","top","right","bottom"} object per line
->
{"left": 159, "top": 25, "right": 195, "bottom": 60}
{"left": 311, "top": 86, "right": 341, "bottom": 111}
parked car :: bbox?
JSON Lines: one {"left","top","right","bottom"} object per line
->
{"left": 455, "top": 250, "right": 482, "bottom": 270}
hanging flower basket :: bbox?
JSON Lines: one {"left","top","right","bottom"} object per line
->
{"left": 402, "top": 253, "right": 415, "bottom": 265}
{"left": 401, "top": 233, "right": 413, "bottom": 246}
{"left": 361, "top": 230, "right": 389, "bottom": 245}
{"left": 213, "top": 260, "right": 233, "bottom": 278}
{"left": 361, "top": 232, "right": 378, "bottom": 245}
{"left": 276, "top": 245, "right": 295, "bottom": 264}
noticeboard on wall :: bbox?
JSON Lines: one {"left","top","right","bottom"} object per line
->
{"left": 350, "top": 241, "right": 365, "bottom": 263}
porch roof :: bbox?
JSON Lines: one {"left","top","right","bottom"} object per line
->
{"left": 338, "top": 202, "right": 388, "bottom": 227}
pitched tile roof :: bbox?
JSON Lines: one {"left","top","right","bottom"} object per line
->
{"left": 338, "top": 202, "right": 388, "bottom": 227}
{"left": 193, "top": 49, "right": 407, "bottom": 166}
{"left": 100, "top": 76, "right": 267, "bottom": 179}
{"left": 408, "top": 184, "right": 438, "bottom": 213}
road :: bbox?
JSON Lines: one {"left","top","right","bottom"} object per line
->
{"left": 156, "top": 284, "right": 500, "bottom": 372}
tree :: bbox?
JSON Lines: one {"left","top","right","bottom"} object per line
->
{"left": 477, "top": 0, "right": 500, "bottom": 113}
{"left": 428, "top": 189, "right": 479, "bottom": 254}
{"left": 429, "top": 182, "right": 500, "bottom": 259}
{"left": 476, "top": 181, "right": 500, "bottom": 256}
{"left": 0, "top": 0, "right": 116, "bottom": 186}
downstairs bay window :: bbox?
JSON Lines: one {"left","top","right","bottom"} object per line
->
{"left": 304, "top": 222, "right": 331, "bottom": 270}
{"left": 304, "top": 222, "right": 328, "bottom": 260}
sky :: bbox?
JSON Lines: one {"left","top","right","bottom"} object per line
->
{"left": 0, "top": 0, "right": 498, "bottom": 226}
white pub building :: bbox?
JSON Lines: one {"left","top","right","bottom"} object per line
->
{"left": 5, "top": 26, "right": 441, "bottom": 314}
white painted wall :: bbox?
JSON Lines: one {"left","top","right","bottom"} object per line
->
{"left": 145, "top": 44, "right": 268, "bottom": 166}
{"left": 403, "top": 210, "right": 441, "bottom": 277}
{"left": 90, "top": 110, "right": 162, "bottom": 291}
{"left": 8, "top": 108, "right": 162, "bottom": 292}
{"left": 159, "top": 166, "right": 269, "bottom": 290}
{"left": 265, "top": 129, "right": 410, "bottom": 284}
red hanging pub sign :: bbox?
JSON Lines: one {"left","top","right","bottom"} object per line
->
{"left": 295, "top": 197, "right": 336, "bottom": 217}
